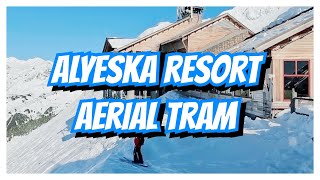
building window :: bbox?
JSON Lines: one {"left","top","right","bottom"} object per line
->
{"left": 283, "top": 60, "right": 309, "bottom": 99}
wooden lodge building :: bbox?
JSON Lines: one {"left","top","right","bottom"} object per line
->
{"left": 228, "top": 8, "right": 313, "bottom": 117}
{"left": 102, "top": 7, "right": 314, "bottom": 119}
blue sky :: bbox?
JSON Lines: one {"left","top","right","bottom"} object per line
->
{"left": 7, "top": 7, "right": 233, "bottom": 60}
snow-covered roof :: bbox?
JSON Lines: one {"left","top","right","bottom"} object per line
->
{"left": 228, "top": 8, "right": 313, "bottom": 53}
{"left": 108, "top": 38, "right": 136, "bottom": 49}
{"left": 221, "top": 7, "right": 292, "bottom": 34}
{"left": 137, "top": 22, "right": 172, "bottom": 38}
{"left": 161, "top": 13, "right": 254, "bottom": 46}
{"left": 263, "top": 7, "right": 311, "bottom": 31}
{"left": 114, "top": 17, "right": 191, "bottom": 52}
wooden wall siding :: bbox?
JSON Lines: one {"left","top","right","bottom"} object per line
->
{"left": 271, "top": 32, "right": 313, "bottom": 59}
{"left": 187, "top": 20, "right": 240, "bottom": 52}
{"left": 120, "top": 20, "right": 196, "bottom": 52}
{"left": 218, "top": 18, "right": 241, "bottom": 31}
{"left": 224, "top": 15, "right": 251, "bottom": 33}
{"left": 271, "top": 31, "right": 313, "bottom": 103}
{"left": 272, "top": 58, "right": 282, "bottom": 102}
{"left": 202, "top": 29, "right": 251, "bottom": 54}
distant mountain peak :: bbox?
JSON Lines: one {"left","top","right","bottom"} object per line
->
{"left": 26, "top": 57, "right": 50, "bottom": 62}
{"left": 7, "top": 57, "right": 52, "bottom": 65}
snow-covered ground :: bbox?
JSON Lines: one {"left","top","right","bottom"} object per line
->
{"left": 7, "top": 90, "right": 313, "bottom": 173}
{"left": 7, "top": 90, "right": 119, "bottom": 173}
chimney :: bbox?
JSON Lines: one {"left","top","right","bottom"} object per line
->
{"left": 191, "top": 6, "right": 203, "bottom": 23}
{"left": 177, "top": 6, "right": 203, "bottom": 22}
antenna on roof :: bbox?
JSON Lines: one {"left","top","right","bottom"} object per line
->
{"left": 177, "top": 6, "right": 204, "bottom": 21}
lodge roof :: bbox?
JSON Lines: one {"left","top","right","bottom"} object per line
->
{"left": 160, "top": 13, "right": 254, "bottom": 46}
{"left": 108, "top": 38, "right": 137, "bottom": 49}
{"left": 113, "top": 16, "right": 192, "bottom": 52}
{"left": 228, "top": 8, "right": 314, "bottom": 53}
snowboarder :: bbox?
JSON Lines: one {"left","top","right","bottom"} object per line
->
{"left": 133, "top": 135, "right": 144, "bottom": 164}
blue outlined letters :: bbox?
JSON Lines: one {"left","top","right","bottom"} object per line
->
{"left": 160, "top": 52, "right": 266, "bottom": 88}
{"left": 70, "top": 97, "right": 242, "bottom": 135}
{"left": 47, "top": 52, "right": 160, "bottom": 88}
{"left": 48, "top": 51, "right": 266, "bottom": 89}
{"left": 71, "top": 98, "right": 162, "bottom": 134}
{"left": 165, "top": 98, "right": 241, "bottom": 134}
{"left": 47, "top": 51, "right": 267, "bottom": 137}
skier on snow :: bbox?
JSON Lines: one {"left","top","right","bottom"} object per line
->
{"left": 133, "top": 135, "right": 144, "bottom": 164}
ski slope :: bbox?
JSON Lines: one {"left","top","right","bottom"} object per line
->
{"left": 7, "top": 90, "right": 119, "bottom": 173}
{"left": 7, "top": 90, "right": 313, "bottom": 173}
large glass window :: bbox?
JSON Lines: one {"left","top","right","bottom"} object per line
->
{"left": 283, "top": 60, "right": 309, "bottom": 99}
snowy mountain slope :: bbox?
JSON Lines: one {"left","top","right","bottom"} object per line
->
{"left": 6, "top": 57, "right": 83, "bottom": 140}
{"left": 7, "top": 90, "right": 313, "bottom": 173}
{"left": 7, "top": 90, "right": 118, "bottom": 173}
